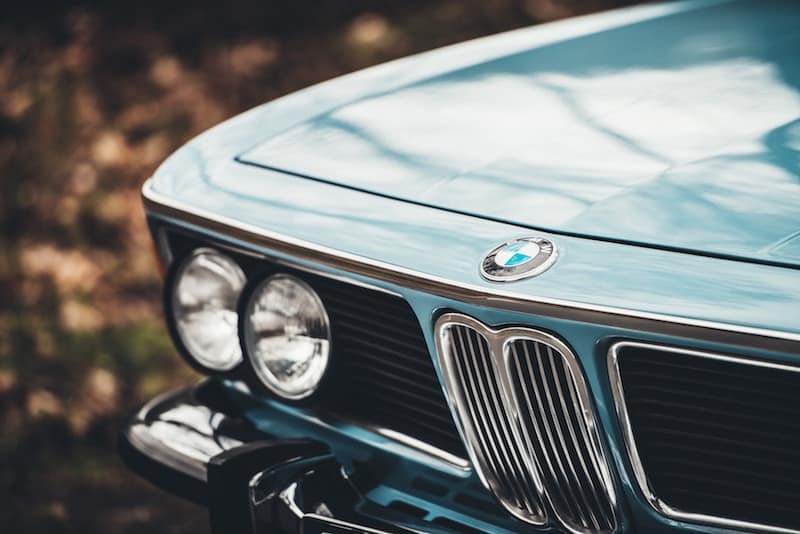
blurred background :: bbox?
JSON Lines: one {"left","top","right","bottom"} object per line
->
{"left": 1, "top": 1, "right": 636, "bottom": 532}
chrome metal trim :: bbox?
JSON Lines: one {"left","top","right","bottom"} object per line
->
{"left": 279, "top": 482, "right": 304, "bottom": 519}
{"left": 142, "top": 179, "right": 800, "bottom": 355}
{"left": 506, "top": 335, "right": 618, "bottom": 533}
{"left": 436, "top": 315, "right": 547, "bottom": 526}
{"left": 272, "top": 257, "right": 402, "bottom": 298}
{"left": 226, "top": 381, "right": 471, "bottom": 474}
{"left": 303, "top": 514, "right": 424, "bottom": 534}
{"left": 163, "top": 226, "right": 402, "bottom": 298}
{"left": 366, "top": 425, "right": 472, "bottom": 471}
{"left": 241, "top": 273, "right": 332, "bottom": 401}
{"left": 435, "top": 313, "right": 618, "bottom": 534}
{"left": 608, "top": 341, "right": 800, "bottom": 534}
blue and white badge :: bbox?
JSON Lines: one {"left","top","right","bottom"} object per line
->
{"left": 481, "top": 237, "right": 557, "bottom": 282}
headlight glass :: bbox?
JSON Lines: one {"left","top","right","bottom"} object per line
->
{"left": 171, "top": 248, "right": 246, "bottom": 371}
{"left": 243, "top": 274, "right": 331, "bottom": 400}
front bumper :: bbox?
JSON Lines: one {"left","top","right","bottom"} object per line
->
{"left": 120, "top": 381, "right": 459, "bottom": 534}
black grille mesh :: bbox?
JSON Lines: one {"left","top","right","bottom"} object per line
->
{"left": 617, "top": 344, "right": 800, "bottom": 531}
{"left": 309, "top": 275, "right": 467, "bottom": 458}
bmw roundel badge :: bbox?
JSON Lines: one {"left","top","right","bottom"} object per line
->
{"left": 481, "top": 237, "right": 558, "bottom": 282}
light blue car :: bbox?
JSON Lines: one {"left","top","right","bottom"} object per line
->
{"left": 120, "top": 1, "right": 800, "bottom": 533}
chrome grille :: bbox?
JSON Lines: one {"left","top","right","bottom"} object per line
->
{"left": 447, "top": 325, "right": 545, "bottom": 522}
{"left": 435, "top": 313, "right": 617, "bottom": 534}
{"left": 508, "top": 339, "right": 617, "bottom": 532}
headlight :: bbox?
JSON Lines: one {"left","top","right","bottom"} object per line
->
{"left": 168, "top": 248, "right": 246, "bottom": 372}
{"left": 242, "top": 273, "right": 331, "bottom": 400}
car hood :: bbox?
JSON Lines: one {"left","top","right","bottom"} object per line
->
{"left": 239, "top": 0, "right": 800, "bottom": 267}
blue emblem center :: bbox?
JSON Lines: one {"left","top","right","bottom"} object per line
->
{"left": 494, "top": 241, "right": 541, "bottom": 269}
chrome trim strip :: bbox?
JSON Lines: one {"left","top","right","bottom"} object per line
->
{"left": 142, "top": 179, "right": 800, "bottom": 354}
{"left": 435, "top": 313, "right": 618, "bottom": 534}
{"left": 608, "top": 341, "right": 800, "bottom": 534}
{"left": 226, "top": 381, "right": 471, "bottom": 474}
{"left": 302, "top": 514, "right": 426, "bottom": 534}
{"left": 271, "top": 257, "right": 403, "bottom": 298}
{"left": 159, "top": 225, "right": 405, "bottom": 299}
{"left": 163, "top": 225, "right": 402, "bottom": 298}
{"left": 366, "top": 426, "right": 472, "bottom": 471}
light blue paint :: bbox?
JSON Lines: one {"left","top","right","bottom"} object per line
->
{"left": 237, "top": 0, "right": 800, "bottom": 269}
{"left": 145, "top": 1, "right": 800, "bottom": 532}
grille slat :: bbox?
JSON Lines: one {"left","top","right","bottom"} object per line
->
{"left": 458, "top": 326, "right": 540, "bottom": 513}
{"left": 631, "top": 401, "right": 800, "bottom": 441}
{"left": 517, "top": 343, "right": 586, "bottom": 526}
{"left": 338, "top": 336, "right": 434, "bottom": 364}
{"left": 512, "top": 340, "right": 612, "bottom": 532}
{"left": 345, "top": 349, "right": 442, "bottom": 381}
{"left": 349, "top": 376, "right": 452, "bottom": 412}
{"left": 647, "top": 455, "right": 800, "bottom": 491}
{"left": 435, "top": 314, "right": 617, "bottom": 533}
{"left": 343, "top": 351, "right": 445, "bottom": 388}
{"left": 560, "top": 354, "right": 614, "bottom": 516}
{"left": 537, "top": 345, "right": 595, "bottom": 527}
{"left": 450, "top": 333, "right": 511, "bottom": 489}
{"left": 333, "top": 310, "right": 429, "bottom": 348}
{"left": 641, "top": 425, "right": 800, "bottom": 463}
{"left": 293, "top": 271, "right": 467, "bottom": 459}
{"left": 350, "top": 369, "right": 447, "bottom": 401}
{"left": 665, "top": 489, "right": 800, "bottom": 515}
{"left": 624, "top": 357, "right": 800, "bottom": 388}
{"left": 627, "top": 380, "right": 800, "bottom": 417}
{"left": 542, "top": 346, "right": 606, "bottom": 530}
{"left": 612, "top": 342, "right": 800, "bottom": 533}
{"left": 453, "top": 329, "right": 526, "bottom": 507}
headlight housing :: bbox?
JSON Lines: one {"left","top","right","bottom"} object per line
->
{"left": 167, "top": 248, "right": 246, "bottom": 373}
{"left": 242, "top": 273, "right": 331, "bottom": 400}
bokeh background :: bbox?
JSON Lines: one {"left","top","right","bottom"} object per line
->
{"left": 1, "top": 1, "right": 636, "bottom": 532}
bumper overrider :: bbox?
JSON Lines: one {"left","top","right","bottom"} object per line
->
{"left": 119, "top": 380, "right": 454, "bottom": 534}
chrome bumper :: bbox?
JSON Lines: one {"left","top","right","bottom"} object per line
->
{"left": 119, "top": 381, "right": 452, "bottom": 534}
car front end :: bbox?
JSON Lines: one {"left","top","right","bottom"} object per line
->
{"left": 121, "top": 2, "right": 800, "bottom": 533}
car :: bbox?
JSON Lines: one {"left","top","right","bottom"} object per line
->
{"left": 119, "top": 1, "right": 800, "bottom": 533}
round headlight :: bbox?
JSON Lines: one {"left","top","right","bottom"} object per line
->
{"left": 242, "top": 274, "right": 331, "bottom": 400}
{"left": 169, "top": 248, "right": 246, "bottom": 372}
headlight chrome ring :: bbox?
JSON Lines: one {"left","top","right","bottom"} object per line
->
{"left": 165, "top": 247, "right": 247, "bottom": 374}
{"left": 241, "top": 273, "right": 332, "bottom": 401}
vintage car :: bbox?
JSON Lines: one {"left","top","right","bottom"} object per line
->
{"left": 120, "top": 1, "right": 800, "bottom": 533}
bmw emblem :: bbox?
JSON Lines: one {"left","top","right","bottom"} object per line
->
{"left": 481, "top": 237, "right": 558, "bottom": 281}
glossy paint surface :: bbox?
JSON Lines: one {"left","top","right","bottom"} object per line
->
{"left": 239, "top": 0, "right": 800, "bottom": 267}
{"left": 148, "top": 0, "right": 800, "bottom": 338}
{"left": 145, "top": 1, "right": 800, "bottom": 532}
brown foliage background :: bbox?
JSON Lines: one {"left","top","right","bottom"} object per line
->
{"left": 0, "top": 1, "right": 635, "bottom": 532}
